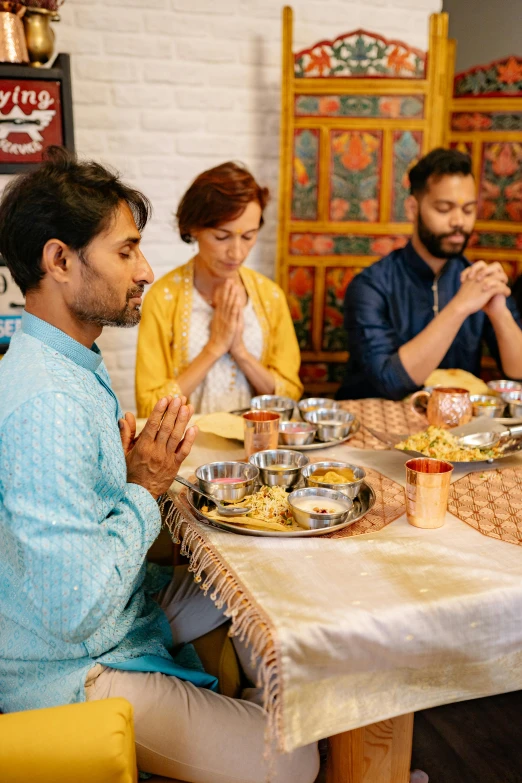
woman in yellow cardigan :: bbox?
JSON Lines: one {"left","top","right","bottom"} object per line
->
{"left": 136, "top": 162, "right": 303, "bottom": 417}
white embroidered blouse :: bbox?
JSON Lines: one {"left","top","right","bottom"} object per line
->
{"left": 187, "top": 287, "right": 264, "bottom": 414}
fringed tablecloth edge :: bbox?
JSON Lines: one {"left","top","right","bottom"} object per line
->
{"left": 160, "top": 491, "right": 286, "bottom": 754}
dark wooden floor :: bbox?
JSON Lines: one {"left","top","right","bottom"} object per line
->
{"left": 411, "top": 690, "right": 522, "bottom": 783}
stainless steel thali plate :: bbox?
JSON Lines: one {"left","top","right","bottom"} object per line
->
{"left": 185, "top": 478, "right": 376, "bottom": 538}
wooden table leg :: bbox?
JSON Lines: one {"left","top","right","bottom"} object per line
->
{"left": 326, "top": 713, "right": 413, "bottom": 783}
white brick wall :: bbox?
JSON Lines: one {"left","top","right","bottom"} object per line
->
{"left": 1, "top": 0, "right": 441, "bottom": 412}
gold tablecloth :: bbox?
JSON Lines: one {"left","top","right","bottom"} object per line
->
{"left": 160, "top": 425, "right": 522, "bottom": 753}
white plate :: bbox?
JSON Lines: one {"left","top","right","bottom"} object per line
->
{"left": 280, "top": 418, "right": 360, "bottom": 451}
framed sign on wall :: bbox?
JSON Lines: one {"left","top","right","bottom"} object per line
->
{"left": 0, "top": 53, "right": 74, "bottom": 174}
{"left": 0, "top": 259, "right": 24, "bottom": 355}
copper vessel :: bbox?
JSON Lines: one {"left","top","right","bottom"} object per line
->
{"left": 23, "top": 6, "right": 59, "bottom": 67}
{"left": 0, "top": 2, "right": 28, "bottom": 63}
{"left": 405, "top": 457, "right": 454, "bottom": 529}
{"left": 410, "top": 386, "right": 473, "bottom": 429}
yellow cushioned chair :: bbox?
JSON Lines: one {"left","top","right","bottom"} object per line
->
{"left": 0, "top": 698, "right": 137, "bottom": 783}
{"left": 0, "top": 629, "right": 242, "bottom": 783}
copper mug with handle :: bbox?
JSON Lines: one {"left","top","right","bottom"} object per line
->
{"left": 410, "top": 386, "right": 473, "bottom": 429}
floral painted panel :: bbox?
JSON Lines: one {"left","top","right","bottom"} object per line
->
{"left": 330, "top": 131, "right": 382, "bottom": 222}
{"left": 479, "top": 142, "right": 522, "bottom": 222}
{"left": 450, "top": 141, "right": 473, "bottom": 156}
{"left": 295, "top": 31, "right": 425, "bottom": 79}
{"left": 391, "top": 130, "right": 423, "bottom": 222}
{"left": 454, "top": 56, "right": 522, "bottom": 97}
{"left": 295, "top": 94, "right": 424, "bottom": 119}
{"left": 300, "top": 363, "right": 346, "bottom": 385}
{"left": 291, "top": 129, "right": 319, "bottom": 221}
{"left": 451, "top": 112, "right": 522, "bottom": 132}
{"left": 289, "top": 233, "right": 408, "bottom": 256}
{"left": 323, "top": 268, "right": 363, "bottom": 351}
{"left": 469, "top": 232, "right": 522, "bottom": 251}
{"left": 287, "top": 266, "right": 314, "bottom": 350}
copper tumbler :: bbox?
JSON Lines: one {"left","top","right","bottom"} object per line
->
{"left": 405, "top": 457, "right": 454, "bottom": 529}
{"left": 243, "top": 410, "right": 280, "bottom": 458}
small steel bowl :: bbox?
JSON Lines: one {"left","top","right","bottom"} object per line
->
{"left": 248, "top": 449, "right": 310, "bottom": 488}
{"left": 279, "top": 421, "right": 317, "bottom": 446}
{"left": 251, "top": 395, "right": 295, "bottom": 421}
{"left": 470, "top": 394, "right": 506, "bottom": 418}
{"left": 301, "top": 461, "right": 366, "bottom": 499}
{"left": 487, "top": 380, "right": 522, "bottom": 396}
{"left": 503, "top": 391, "right": 522, "bottom": 419}
{"left": 301, "top": 408, "right": 355, "bottom": 442}
{"left": 195, "top": 461, "right": 259, "bottom": 502}
{"left": 297, "top": 397, "right": 340, "bottom": 420}
{"left": 288, "top": 487, "right": 353, "bottom": 530}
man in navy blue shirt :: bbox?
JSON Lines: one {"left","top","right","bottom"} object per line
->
{"left": 337, "top": 148, "right": 522, "bottom": 400}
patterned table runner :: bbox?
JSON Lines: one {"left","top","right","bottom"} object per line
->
{"left": 449, "top": 467, "right": 522, "bottom": 546}
{"left": 325, "top": 467, "right": 405, "bottom": 538}
{"left": 339, "top": 398, "right": 424, "bottom": 449}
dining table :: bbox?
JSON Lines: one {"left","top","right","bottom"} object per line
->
{"left": 150, "top": 400, "right": 522, "bottom": 783}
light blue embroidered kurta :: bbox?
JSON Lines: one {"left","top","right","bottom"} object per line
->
{"left": 0, "top": 312, "right": 216, "bottom": 714}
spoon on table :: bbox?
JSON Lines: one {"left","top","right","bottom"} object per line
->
{"left": 173, "top": 475, "right": 252, "bottom": 516}
{"left": 456, "top": 423, "right": 522, "bottom": 450}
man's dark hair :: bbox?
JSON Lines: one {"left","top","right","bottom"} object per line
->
{"left": 0, "top": 146, "right": 151, "bottom": 295}
{"left": 409, "top": 147, "right": 473, "bottom": 197}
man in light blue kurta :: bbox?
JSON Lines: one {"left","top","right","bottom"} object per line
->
{"left": 0, "top": 148, "right": 318, "bottom": 783}
{"left": 0, "top": 311, "right": 217, "bottom": 712}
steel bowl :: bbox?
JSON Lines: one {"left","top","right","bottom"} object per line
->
{"left": 248, "top": 449, "right": 310, "bottom": 488}
{"left": 195, "top": 461, "right": 259, "bottom": 502}
{"left": 288, "top": 487, "right": 353, "bottom": 530}
{"left": 297, "top": 397, "right": 340, "bottom": 420}
{"left": 279, "top": 421, "right": 317, "bottom": 446}
{"left": 301, "top": 461, "right": 366, "bottom": 499}
{"left": 251, "top": 395, "right": 295, "bottom": 421}
{"left": 502, "top": 391, "right": 522, "bottom": 419}
{"left": 301, "top": 408, "right": 355, "bottom": 441}
{"left": 487, "top": 380, "right": 522, "bottom": 396}
{"left": 470, "top": 394, "right": 506, "bottom": 419}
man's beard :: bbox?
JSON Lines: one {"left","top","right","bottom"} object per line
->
{"left": 417, "top": 212, "right": 471, "bottom": 259}
{"left": 71, "top": 263, "right": 144, "bottom": 328}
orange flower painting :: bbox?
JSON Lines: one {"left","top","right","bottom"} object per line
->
{"left": 386, "top": 47, "right": 415, "bottom": 75}
{"left": 480, "top": 142, "right": 522, "bottom": 222}
{"left": 497, "top": 56, "right": 522, "bottom": 85}
{"left": 330, "top": 131, "right": 381, "bottom": 222}
{"left": 304, "top": 48, "right": 331, "bottom": 76}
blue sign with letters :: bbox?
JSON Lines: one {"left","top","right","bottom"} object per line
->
{"left": 0, "top": 314, "right": 21, "bottom": 344}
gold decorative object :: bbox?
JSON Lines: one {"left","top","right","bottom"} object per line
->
{"left": 23, "top": 6, "right": 59, "bottom": 67}
{"left": 0, "top": 2, "right": 28, "bottom": 63}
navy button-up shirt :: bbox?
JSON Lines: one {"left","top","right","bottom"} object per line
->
{"left": 337, "top": 242, "right": 522, "bottom": 401}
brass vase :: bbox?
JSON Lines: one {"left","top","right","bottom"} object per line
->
{"left": 23, "top": 6, "right": 59, "bottom": 67}
{"left": 0, "top": 2, "right": 29, "bottom": 63}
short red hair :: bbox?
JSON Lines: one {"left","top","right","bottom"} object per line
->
{"left": 176, "top": 161, "right": 270, "bottom": 243}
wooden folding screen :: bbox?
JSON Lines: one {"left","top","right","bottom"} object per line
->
{"left": 277, "top": 8, "right": 452, "bottom": 395}
{"left": 445, "top": 55, "right": 522, "bottom": 282}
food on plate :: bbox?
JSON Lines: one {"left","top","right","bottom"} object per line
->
{"left": 196, "top": 412, "right": 244, "bottom": 441}
{"left": 289, "top": 496, "right": 347, "bottom": 514}
{"left": 263, "top": 464, "right": 293, "bottom": 472}
{"left": 395, "top": 425, "right": 500, "bottom": 461}
{"left": 210, "top": 477, "right": 246, "bottom": 484}
{"left": 311, "top": 468, "right": 356, "bottom": 484}
{"left": 424, "top": 369, "right": 489, "bottom": 396}
{"left": 202, "top": 485, "right": 296, "bottom": 529}
{"left": 472, "top": 399, "right": 497, "bottom": 408}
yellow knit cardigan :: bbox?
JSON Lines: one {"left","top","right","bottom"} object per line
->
{"left": 135, "top": 259, "right": 303, "bottom": 418}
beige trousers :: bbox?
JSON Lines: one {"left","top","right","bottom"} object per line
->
{"left": 85, "top": 566, "right": 319, "bottom": 783}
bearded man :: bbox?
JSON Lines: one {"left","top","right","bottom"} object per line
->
{"left": 337, "top": 147, "right": 522, "bottom": 400}
{"left": 0, "top": 148, "right": 318, "bottom": 783}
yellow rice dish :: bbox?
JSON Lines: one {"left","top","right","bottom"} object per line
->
{"left": 395, "top": 426, "right": 499, "bottom": 462}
